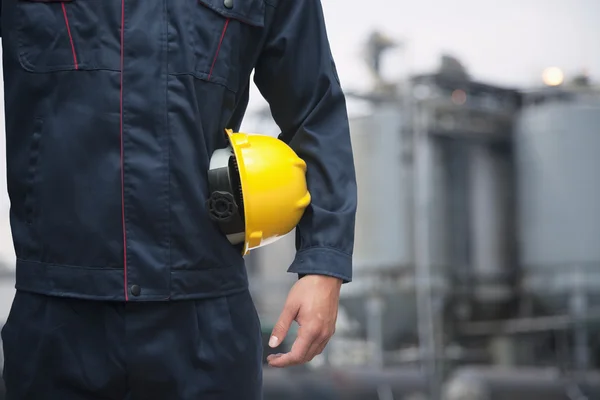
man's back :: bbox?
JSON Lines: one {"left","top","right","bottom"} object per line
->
{"left": 2, "top": 0, "right": 353, "bottom": 301}
{"left": 0, "top": 0, "right": 357, "bottom": 398}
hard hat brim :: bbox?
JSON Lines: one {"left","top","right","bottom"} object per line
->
{"left": 225, "top": 129, "right": 251, "bottom": 255}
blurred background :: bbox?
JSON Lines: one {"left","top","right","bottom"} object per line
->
{"left": 2, "top": 0, "right": 600, "bottom": 399}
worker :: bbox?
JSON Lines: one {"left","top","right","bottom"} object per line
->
{"left": 0, "top": 0, "right": 357, "bottom": 399}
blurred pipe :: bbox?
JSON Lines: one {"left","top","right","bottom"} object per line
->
{"left": 458, "top": 308, "right": 600, "bottom": 336}
{"left": 469, "top": 144, "right": 511, "bottom": 301}
{"left": 366, "top": 295, "right": 385, "bottom": 369}
{"left": 570, "top": 278, "right": 589, "bottom": 371}
{"left": 376, "top": 385, "right": 395, "bottom": 400}
{"left": 413, "top": 99, "right": 441, "bottom": 400}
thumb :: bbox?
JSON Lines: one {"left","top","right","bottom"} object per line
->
{"left": 269, "top": 301, "right": 297, "bottom": 348}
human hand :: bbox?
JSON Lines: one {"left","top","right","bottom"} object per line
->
{"left": 266, "top": 274, "right": 342, "bottom": 368}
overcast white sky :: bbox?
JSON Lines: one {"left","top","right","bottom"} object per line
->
{"left": 324, "top": 0, "right": 600, "bottom": 88}
{"left": 0, "top": 0, "right": 597, "bottom": 266}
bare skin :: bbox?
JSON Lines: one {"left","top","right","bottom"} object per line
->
{"left": 267, "top": 274, "right": 343, "bottom": 368}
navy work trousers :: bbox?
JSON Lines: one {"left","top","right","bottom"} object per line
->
{"left": 1, "top": 290, "right": 263, "bottom": 400}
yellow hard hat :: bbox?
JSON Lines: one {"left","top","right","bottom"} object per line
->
{"left": 206, "top": 129, "right": 311, "bottom": 255}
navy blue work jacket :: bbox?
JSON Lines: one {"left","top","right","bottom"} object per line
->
{"left": 0, "top": 0, "right": 357, "bottom": 301}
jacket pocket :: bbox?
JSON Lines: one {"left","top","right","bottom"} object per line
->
{"left": 15, "top": 0, "right": 121, "bottom": 73}
{"left": 171, "top": 0, "right": 265, "bottom": 92}
{"left": 25, "top": 118, "right": 44, "bottom": 226}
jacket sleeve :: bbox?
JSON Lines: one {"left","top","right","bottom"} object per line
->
{"left": 253, "top": 0, "right": 357, "bottom": 283}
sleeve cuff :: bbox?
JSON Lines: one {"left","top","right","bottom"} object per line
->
{"left": 287, "top": 247, "right": 352, "bottom": 283}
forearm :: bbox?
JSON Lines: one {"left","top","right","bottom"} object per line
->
{"left": 254, "top": 0, "right": 357, "bottom": 282}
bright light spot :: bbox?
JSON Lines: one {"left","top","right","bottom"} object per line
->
{"left": 542, "top": 67, "right": 564, "bottom": 86}
{"left": 451, "top": 89, "right": 467, "bottom": 105}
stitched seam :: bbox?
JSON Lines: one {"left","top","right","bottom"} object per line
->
{"left": 168, "top": 71, "right": 237, "bottom": 93}
{"left": 163, "top": 0, "right": 172, "bottom": 297}
{"left": 61, "top": 3, "right": 79, "bottom": 69}
{"left": 119, "top": 0, "right": 129, "bottom": 301}
{"left": 208, "top": 18, "right": 230, "bottom": 81}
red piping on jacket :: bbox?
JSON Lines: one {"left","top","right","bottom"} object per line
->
{"left": 208, "top": 18, "right": 230, "bottom": 80}
{"left": 120, "top": 0, "right": 129, "bottom": 301}
{"left": 61, "top": 3, "right": 79, "bottom": 69}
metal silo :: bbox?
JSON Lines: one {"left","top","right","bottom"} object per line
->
{"left": 515, "top": 90, "right": 600, "bottom": 316}
{"left": 338, "top": 103, "right": 451, "bottom": 352}
{"left": 334, "top": 105, "right": 417, "bottom": 351}
{"left": 351, "top": 106, "right": 412, "bottom": 271}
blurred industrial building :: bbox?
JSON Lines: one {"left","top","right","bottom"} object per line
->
{"left": 247, "top": 32, "right": 600, "bottom": 399}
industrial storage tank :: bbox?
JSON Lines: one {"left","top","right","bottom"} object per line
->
{"left": 515, "top": 90, "right": 600, "bottom": 315}
{"left": 338, "top": 104, "right": 451, "bottom": 349}
{"left": 350, "top": 106, "right": 412, "bottom": 271}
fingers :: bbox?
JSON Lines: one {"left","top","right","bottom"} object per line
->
{"left": 267, "top": 326, "right": 311, "bottom": 367}
{"left": 313, "top": 338, "right": 329, "bottom": 358}
{"left": 269, "top": 300, "right": 298, "bottom": 349}
{"left": 302, "top": 324, "right": 334, "bottom": 363}
{"left": 310, "top": 325, "right": 335, "bottom": 360}
{"left": 267, "top": 323, "right": 334, "bottom": 368}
